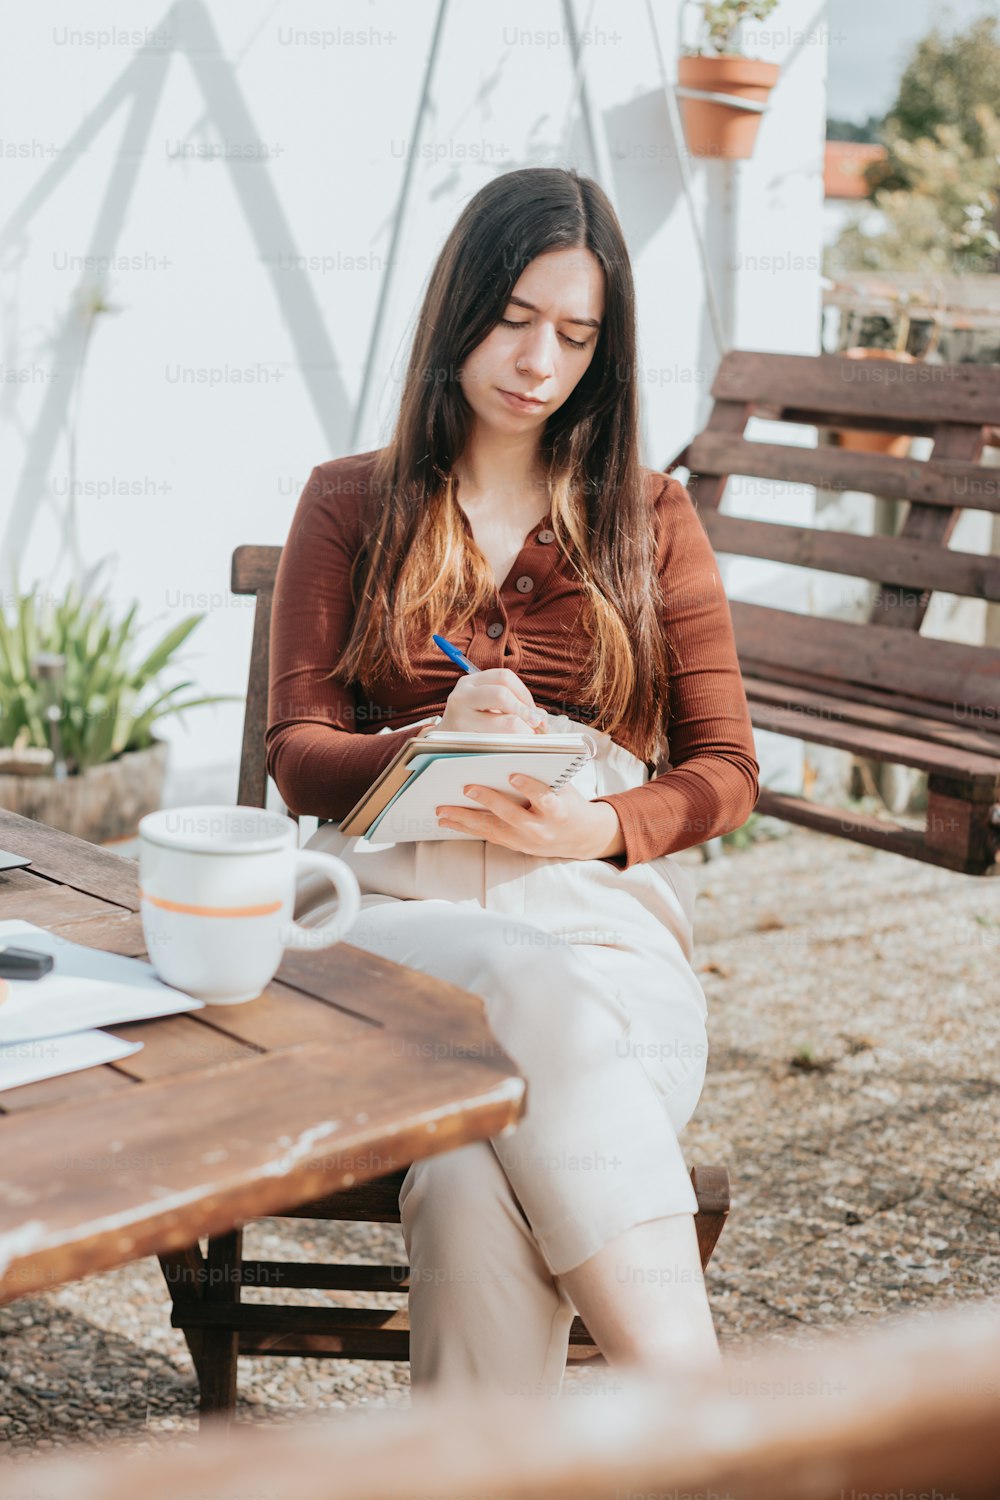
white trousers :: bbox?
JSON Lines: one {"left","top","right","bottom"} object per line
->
{"left": 293, "top": 715, "right": 709, "bottom": 1395}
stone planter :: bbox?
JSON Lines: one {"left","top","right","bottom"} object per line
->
{"left": 0, "top": 737, "right": 169, "bottom": 845}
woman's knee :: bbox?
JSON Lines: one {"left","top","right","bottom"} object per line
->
{"left": 400, "top": 1141, "right": 529, "bottom": 1263}
{"left": 467, "top": 938, "right": 630, "bottom": 1073}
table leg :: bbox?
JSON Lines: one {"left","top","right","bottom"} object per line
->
{"left": 197, "top": 1229, "right": 243, "bottom": 1429}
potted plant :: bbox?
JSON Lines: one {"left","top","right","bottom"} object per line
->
{"left": 833, "top": 345, "right": 918, "bottom": 456}
{"left": 677, "top": 0, "right": 782, "bottom": 160}
{"left": 0, "top": 566, "right": 242, "bottom": 844}
{"left": 829, "top": 307, "right": 929, "bottom": 455}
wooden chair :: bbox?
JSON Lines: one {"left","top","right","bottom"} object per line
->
{"left": 670, "top": 348, "right": 1000, "bottom": 876}
{"left": 159, "top": 544, "right": 731, "bottom": 1422}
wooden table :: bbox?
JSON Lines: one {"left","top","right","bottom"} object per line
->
{"left": 0, "top": 809, "right": 526, "bottom": 1305}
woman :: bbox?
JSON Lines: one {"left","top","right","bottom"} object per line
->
{"left": 266, "top": 166, "right": 759, "bottom": 1399}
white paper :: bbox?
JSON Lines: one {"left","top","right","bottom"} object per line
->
{"left": 0, "top": 1029, "right": 144, "bottom": 1091}
{"left": 0, "top": 919, "right": 204, "bottom": 1043}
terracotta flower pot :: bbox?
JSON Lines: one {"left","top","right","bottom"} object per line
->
{"left": 0, "top": 737, "right": 169, "bottom": 845}
{"left": 834, "top": 348, "right": 917, "bottom": 457}
{"left": 677, "top": 54, "right": 781, "bottom": 160}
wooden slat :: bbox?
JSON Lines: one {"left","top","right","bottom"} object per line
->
{"left": 240, "top": 1259, "right": 411, "bottom": 1292}
{"left": 730, "top": 601, "right": 1000, "bottom": 712}
{"left": 45, "top": 907, "right": 147, "bottom": 955}
{"left": 686, "top": 432, "right": 1000, "bottom": 513}
{"left": 194, "top": 979, "right": 377, "bottom": 1052}
{"left": 248, "top": 1326, "right": 605, "bottom": 1361}
{"left": 747, "top": 699, "right": 1000, "bottom": 786}
{"left": 0, "top": 809, "right": 140, "bottom": 908}
{"left": 758, "top": 786, "right": 1000, "bottom": 876}
{"left": 755, "top": 786, "right": 959, "bottom": 870}
{"left": 743, "top": 673, "right": 1000, "bottom": 754}
{"left": 275, "top": 1163, "right": 732, "bottom": 1237}
{"left": 237, "top": 1325, "right": 409, "bottom": 1360}
{"left": 0, "top": 872, "right": 121, "bottom": 926}
{"left": 281, "top": 1171, "right": 411, "bottom": 1222}
{"left": 0, "top": 1060, "right": 135, "bottom": 1116}
{"left": 689, "top": 429, "right": 1000, "bottom": 516}
{"left": 180, "top": 1301, "right": 410, "bottom": 1335}
{"left": 181, "top": 1299, "right": 602, "bottom": 1356}
{"left": 741, "top": 657, "right": 1000, "bottom": 742}
{"left": 178, "top": 1302, "right": 601, "bottom": 1360}
{"left": 0, "top": 1036, "right": 525, "bottom": 1303}
{"left": 106, "top": 1013, "right": 262, "bottom": 1080}
{"left": 712, "top": 348, "right": 1000, "bottom": 427}
{"left": 274, "top": 943, "right": 515, "bottom": 1054}
{"left": 702, "top": 510, "right": 1000, "bottom": 602}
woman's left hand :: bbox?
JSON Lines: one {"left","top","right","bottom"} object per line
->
{"left": 435, "top": 775, "right": 624, "bottom": 861}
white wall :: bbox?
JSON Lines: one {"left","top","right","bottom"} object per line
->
{"left": 0, "top": 0, "right": 828, "bottom": 806}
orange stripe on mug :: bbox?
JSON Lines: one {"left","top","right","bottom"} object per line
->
{"left": 139, "top": 887, "right": 283, "bottom": 919}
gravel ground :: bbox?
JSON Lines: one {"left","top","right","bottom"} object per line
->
{"left": 1, "top": 823, "right": 996, "bottom": 1455}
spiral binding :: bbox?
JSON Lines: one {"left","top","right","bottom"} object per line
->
{"left": 547, "top": 731, "right": 599, "bottom": 791}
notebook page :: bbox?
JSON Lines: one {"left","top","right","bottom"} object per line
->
{"left": 0, "top": 920, "right": 205, "bottom": 1043}
{"left": 418, "top": 730, "right": 592, "bottom": 746}
{"left": 0, "top": 1030, "right": 144, "bottom": 1092}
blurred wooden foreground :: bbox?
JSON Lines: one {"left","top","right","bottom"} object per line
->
{"left": 0, "top": 1297, "right": 997, "bottom": 1500}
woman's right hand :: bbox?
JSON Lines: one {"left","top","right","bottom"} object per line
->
{"left": 439, "top": 668, "right": 548, "bottom": 736}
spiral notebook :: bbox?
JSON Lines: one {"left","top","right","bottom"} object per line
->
{"left": 339, "top": 728, "right": 599, "bottom": 843}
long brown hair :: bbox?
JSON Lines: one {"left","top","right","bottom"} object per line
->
{"left": 329, "top": 165, "right": 672, "bottom": 764}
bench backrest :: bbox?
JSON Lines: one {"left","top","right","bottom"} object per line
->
{"left": 674, "top": 350, "right": 1000, "bottom": 732}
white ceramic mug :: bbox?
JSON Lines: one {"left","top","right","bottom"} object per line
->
{"left": 137, "top": 804, "right": 361, "bottom": 1004}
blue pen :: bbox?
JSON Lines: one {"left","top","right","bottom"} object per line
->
{"left": 432, "top": 634, "right": 482, "bottom": 675}
{"left": 431, "top": 634, "right": 546, "bottom": 731}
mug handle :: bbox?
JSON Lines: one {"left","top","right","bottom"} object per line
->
{"left": 282, "top": 851, "right": 362, "bottom": 950}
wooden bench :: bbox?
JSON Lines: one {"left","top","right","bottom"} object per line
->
{"left": 175, "top": 543, "right": 733, "bottom": 1410}
{"left": 669, "top": 349, "right": 1000, "bottom": 876}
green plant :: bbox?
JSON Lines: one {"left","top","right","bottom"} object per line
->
{"left": 685, "top": 0, "right": 781, "bottom": 57}
{"left": 0, "top": 568, "right": 242, "bottom": 775}
{"left": 789, "top": 1044, "right": 835, "bottom": 1075}
{"left": 827, "top": 16, "right": 1000, "bottom": 276}
{"left": 826, "top": 103, "right": 1000, "bottom": 276}
{"left": 886, "top": 16, "right": 1000, "bottom": 174}
{"left": 721, "top": 810, "right": 778, "bottom": 850}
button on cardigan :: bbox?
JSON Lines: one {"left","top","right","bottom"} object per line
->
{"left": 265, "top": 449, "right": 760, "bottom": 871}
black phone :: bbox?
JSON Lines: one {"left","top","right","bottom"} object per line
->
{"left": 0, "top": 944, "right": 55, "bottom": 980}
